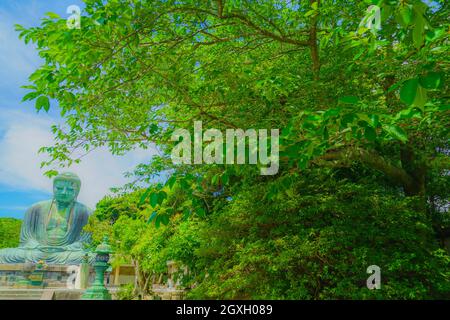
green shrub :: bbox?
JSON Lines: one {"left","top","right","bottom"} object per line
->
{"left": 0, "top": 218, "right": 22, "bottom": 249}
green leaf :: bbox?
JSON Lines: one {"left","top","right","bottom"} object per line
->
{"left": 353, "top": 49, "right": 365, "bottom": 61}
{"left": 63, "top": 92, "right": 76, "bottom": 104}
{"left": 222, "top": 172, "right": 229, "bottom": 185}
{"left": 211, "top": 174, "right": 220, "bottom": 186}
{"left": 395, "top": 108, "right": 422, "bottom": 120}
{"left": 412, "top": 85, "right": 427, "bottom": 110}
{"left": 305, "top": 10, "right": 316, "bottom": 17}
{"left": 44, "top": 170, "right": 58, "bottom": 178}
{"left": 357, "top": 113, "right": 371, "bottom": 124}
{"left": 400, "top": 79, "right": 419, "bottom": 105}
{"left": 21, "top": 85, "right": 37, "bottom": 90}
{"left": 14, "top": 24, "right": 25, "bottom": 32}
{"left": 45, "top": 12, "right": 61, "bottom": 19}
{"left": 324, "top": 108, "right": 341, "bottom": 119}
{"left": 385, "top": 125, "right": 408, "bottom": 142}
{"left": 150, "top": 192, "right": 159, "bottom": 207}
{"left": 182, "top": 208, "right": 191, "bottom": 221}
{"left": 426, "top": 28, "right": 445, "bottom": 42}
{"left": 438, "top": 104, "right": 450, "bottom": 112}
{"left": 155, "top": 215, "right": 161, "bottom": 228}
{"left": 364, "top": 126, "right": 376, "bottom": 141}
{"left": 29, "top": 70, "right": 43, "bottom": 82}
{"left": 166, "top": 176, "right": 177, "bottom": 189}
{"left": 147, "top": 211, "right": 157, "bottom": 224}
{"left": 419, "top": 72, "right": 443, "bottom": 90}
{"left": 139, "top": 188, "right": 151, "bottom": 205}
{"left": 341, "top": 113, "right": 357, "bottom": 128}
{"left": 297, "top": 158, "right": 308, "bottom": 170}
{"left": 158, "top": 191, "right": 167, "bottom": 204}
{"left": 387, "top": 81, "right": 401, "bottom": 93}
{"left": 339, "top": 96, "right": 359, "bottom": 104}
{"left": 97, "top": 18, "right": 107, "bottom": 25}
{"left": 36, "top": 96, "right": 50, "bottom": 112}
{"left": 398, "top": 5, "right": 412, "bottom": 26}
{"left": 160, "top": 214, "right": 170, "bottom": 226}
{"left": 370, "top": 114, "right": 379, "bottom": 128}
{"left": 197, "top": 207, "right": 206, "bottom": 218}
{"left": 412, "top": 15, "right": 425, "bottom": 49}
{"left": 22, "top": 92, "right": 39, "bottom": 102}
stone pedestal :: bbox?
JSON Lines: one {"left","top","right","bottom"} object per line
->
{"left": 0, "top": 263, "right": 103, "bottom": 300}
{"left": 75, "top": 262, "right": 90, "bottom": 289}
{"left": 0, "top": 263, "right": 95, "bottom": 289}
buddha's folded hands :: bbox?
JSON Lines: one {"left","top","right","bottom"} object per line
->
{"left": 36, "top": 245, "right": 65, "bottom": 253}
{"left": 65, "top": 241, "right": 84, "bottom": 251}
{"left": 21, "top": 239, "right": 40, "bottom": 249}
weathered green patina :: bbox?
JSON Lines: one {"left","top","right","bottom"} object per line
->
{"left": 82, "top": 236, "right": 112, "bottom": 300}
{"left": 0, "top": 172, "right": 93, "bottom": 265}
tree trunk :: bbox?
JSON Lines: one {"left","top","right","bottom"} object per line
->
{"left": 401, "top": 145, "right": 426, "bottom": 197}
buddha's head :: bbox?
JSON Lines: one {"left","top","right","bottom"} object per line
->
{"left": 53, "top": 172, "right": 81, "bottom": 204}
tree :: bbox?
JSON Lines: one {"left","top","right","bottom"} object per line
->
{"left": 86, "top": 171, "right": 450, "bottom": 299}
{"left": 0, "top": 218, "right": 22, "bottom": 249}
{"left": 17, "top": 0, "right": 449, "bottom": 299}
{"left": 17, "top": 0, "right": 448, "bottom": 197}
{"left": 85, "top": 186, "right": 201, "bottom": 298}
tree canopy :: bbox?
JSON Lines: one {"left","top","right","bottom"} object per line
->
{"left": 17, "top": 0, "right": 449, "bottom": 299}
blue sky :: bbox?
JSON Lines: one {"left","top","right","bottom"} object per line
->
{"left": 0, "top": 1, "right": 154, "bottom": 219}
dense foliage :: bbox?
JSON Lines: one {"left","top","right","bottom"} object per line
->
{"left": 87, "top": 169, "right": 450, "bottom": 299}
{"left": 0, "top": 218, "right": 22, "bottom": 249}
{"left": 18, "top": 0, "right": 449, "bottom": 299}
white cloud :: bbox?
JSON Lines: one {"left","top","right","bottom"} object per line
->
{"left": 0, "top": 109, "right": 155, "bottom": 209}
{"left": 0, "top": 0, "right": 85, "bottom": 101}
{"left": 0, "top": 8, "right": 41, "bottom": 90}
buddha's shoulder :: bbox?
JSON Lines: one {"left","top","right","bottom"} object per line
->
{"left": 74, "top": 202, "right": 93, "bottom": 216}
{"left": 29, "top": 200, "right": 53, "bottom": 210}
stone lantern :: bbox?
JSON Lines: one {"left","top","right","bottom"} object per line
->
{"left": 82, "top": 236, "right": 112, "bottom": 300}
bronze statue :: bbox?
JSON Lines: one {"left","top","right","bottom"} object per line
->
{"left": 0, "top": 172, "right": 93, "bottom": 265}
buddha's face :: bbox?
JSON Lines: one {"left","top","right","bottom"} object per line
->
{"left": 53, "top": 180, "right": 78, "bottom": 204}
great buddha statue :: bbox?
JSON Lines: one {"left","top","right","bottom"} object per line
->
{"left": 0, "top": 172, "right": 94, "bottom": 265}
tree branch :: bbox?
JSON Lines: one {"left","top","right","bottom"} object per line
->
{"left": 309, "top": 0, "right": 321, "bottom": 80}
{"left": 316, "top": 147, "right": 415, "bottom": 189}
